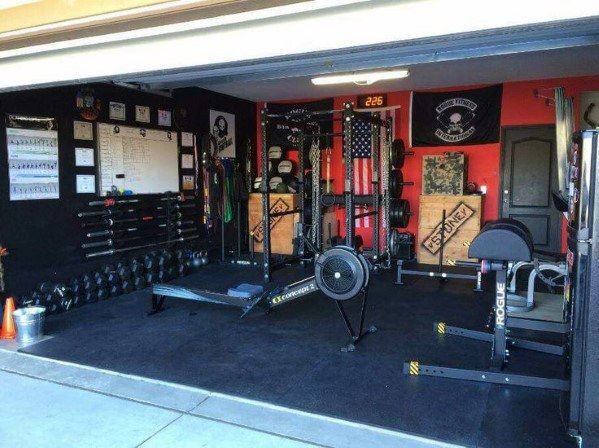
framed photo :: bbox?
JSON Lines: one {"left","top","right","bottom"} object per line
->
{"left": 158, "top": 109, "right": 172, "bottom": 127}
{"left": 73, "top": 120, "right": 93, "bottom": 141}
{"left": 135, "top": 105, "right": 151, "bottom": 123}
{"left": 209, "top": 110, "right": 235, "bottom": 158}
{"left": 109, "top": 102, "right": 126, "bottom": 121}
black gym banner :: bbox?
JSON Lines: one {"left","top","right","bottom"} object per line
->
{"left": 410, "top": 85, "right": 502, "bottom": 147}
{"left": 265, "top": 98, "right": 334, "bottom": 150}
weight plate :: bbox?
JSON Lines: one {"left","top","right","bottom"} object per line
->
{"left": 389, "top": 170, "right": 404, "bottom": 198}
{"left": 389, "top": 199, "right": 411, "bottom": 228}
{"left": 390, "top": 139, "right": 406, "bottom": 169}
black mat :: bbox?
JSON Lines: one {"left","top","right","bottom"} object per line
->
{"left": 21, "top": 264, "right": 575, "bottom": 448}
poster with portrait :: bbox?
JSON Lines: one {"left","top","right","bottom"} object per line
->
{"left": 209, "top": 110, "right": 235, "bottom": 158}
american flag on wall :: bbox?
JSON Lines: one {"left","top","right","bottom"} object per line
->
{"left": 351, "top": 109, "right": 396, "bottom": 229}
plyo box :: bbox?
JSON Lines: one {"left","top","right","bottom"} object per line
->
{"left": 417, "top": 194, "right": 482, "bottom": 265}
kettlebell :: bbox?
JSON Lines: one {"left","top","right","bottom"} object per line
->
{"left": 200, "top": 250, "right": 209, "bottom": 266}
{"left": 190, "top": 252, "right": 203, "bottom": 270}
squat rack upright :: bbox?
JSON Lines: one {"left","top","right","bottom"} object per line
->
{"left": 260, "top": 107, "right": 330, "bottom": 282}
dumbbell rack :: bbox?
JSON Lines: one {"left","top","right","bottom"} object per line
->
{"left": 20, "top": 247, "right": 203, "bottom": 315}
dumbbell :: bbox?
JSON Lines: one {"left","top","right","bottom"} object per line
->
{"left": 117, "top": 263, "right": 132, "bottom": 280}
{"left": 156, "top": 269, "right": 170, "bottom": 283}
{"left": 54, "top": 283, "right": 74, "bottom": 313}
{"left": 84, "top": 290, "right": 98, "bottom": 304}
{"left": 121, "top": 279, "right": 134, "bottom": 294}
{"left": 38, "top": 282, "right": 54, "bottom": 294}
{"left": 130, "top": 258, "right": 144, "bottom": 276}
{"left": 31, "top": 291, "right": 44, "bottom": 306}
{"left": 72, "top": 293, "right": 83, "bottom": 308}
{"left": 157, "top": 250, "right": 173, "bottom": 268}
{"left": 107, "top": 270, "right": 121, "bottom": 286}
{"left": 70, "top": 277, "right": 83, "bottom": 296}
{"left": 94, "top": 271, "right": 108, "bottom": 289}
{"left": 144, "top": 252, "right": 158, "bottom": 271}
{"left": 174, "top": 249, "right": 185, "bottom": 264}
{"left": 101, "top": 264, "right": 115, "bottom": 276}
{"left": 109, "top": 283, "right": 123, "bottom": 297}
{"left": 82, "top": 273, "right": 96, "bottom": 292}
{"left": 145, "top": 271, "right": 155, "bottom": 285}
{"left": 44, "top": 291, "right": 59, "bottom": 314}
{"left": 133, "top": 276, "right": 147, "bottom": 290}
{"left": 176, "top": 263, "right": 189, "bottom": 277}
{"left": 166, "top": 265, "right": 176, "bottom": 278}
{"left": 97, "top": 288, "right": 109, "bottom": 301}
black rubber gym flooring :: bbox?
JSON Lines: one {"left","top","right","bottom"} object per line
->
{"left": 21, "top": 263, "right": 575, "bottom": 448}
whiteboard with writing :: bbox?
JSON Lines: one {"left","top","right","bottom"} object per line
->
{"left": 97, "top": 124, "right": 179, "bottom": 196}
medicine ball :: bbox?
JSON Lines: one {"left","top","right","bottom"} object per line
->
{"left": 268, "top": 146, "right": 283, "bottom": 159}
{"left": 288, "top": 176, "right": 300, "bottom": 193}
{"left": 277, "top": 160, "right": 294, "bottom": 175}
{"left": 275, "top": 182, "right": 289, "bottom": 193}
{"left": 269, "top": 176, "right": 283, "bottom": 191}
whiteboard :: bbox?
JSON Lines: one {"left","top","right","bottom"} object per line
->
{"left": 97, "top": 124, "right": 179, "bottom": 196}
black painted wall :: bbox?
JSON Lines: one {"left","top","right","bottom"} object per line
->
{"left": 0, "top": 83, "right": 255, "bottom": 295}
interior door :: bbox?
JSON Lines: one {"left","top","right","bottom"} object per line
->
{"left": 501, "top": 125, "right": 561, "bottom": 252}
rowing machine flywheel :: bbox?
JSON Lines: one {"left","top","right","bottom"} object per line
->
{"left": 314, "top": 246, "right": 369, "bottom": 301}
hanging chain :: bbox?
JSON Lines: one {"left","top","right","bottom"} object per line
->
{"left": 309, "top": 138, "right": 321, "bottom": 245}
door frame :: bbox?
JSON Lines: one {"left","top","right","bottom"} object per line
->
{"left": 498, "top": 124, "right": 562, "bottom": 246}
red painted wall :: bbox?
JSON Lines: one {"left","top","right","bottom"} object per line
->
{"left": 257, "top": 75, "right": 599, "bottom": 250}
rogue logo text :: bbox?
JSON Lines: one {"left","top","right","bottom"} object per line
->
{"left": 422, "top": 202, "right": 475, "bottom": 255}
{"left": 495, "top": 281, "right": 506, "bottom": 327}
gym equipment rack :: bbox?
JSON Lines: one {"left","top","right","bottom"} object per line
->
{"left": 78, "top": 192, "right": 200, "bottom": 258}
{"left": 259, "top": 102, "right": 413, "bottom": 281}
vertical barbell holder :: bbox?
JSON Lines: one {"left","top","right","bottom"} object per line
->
{"left": 343, "top": 102, "right": 355, "bottom": 247}
{"left": 261, "top": 108, "right": 271, "bottom": 282}
{"left": 297, "top": 131, "right": 305, "bottom": 258}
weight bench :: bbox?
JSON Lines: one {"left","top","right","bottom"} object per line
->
{"left": 150, "top": 282, "right": 266, "bottom": 317}
{"left": 404, "top": 218, "right": 570, "bottom": 390}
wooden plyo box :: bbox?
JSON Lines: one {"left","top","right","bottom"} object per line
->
{"left": 417, "top": 194, "right": 482, "bottom": 265}
{"left": 249, "top": 193, "right": 299, "bottom": 255}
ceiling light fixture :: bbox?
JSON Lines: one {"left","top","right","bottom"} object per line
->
{"left": 311, "top": 69, "right": 409, "bottom": 86}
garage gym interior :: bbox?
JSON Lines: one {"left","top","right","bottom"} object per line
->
{"left": 1, "top": 57, "right": 599, "bottom": 446}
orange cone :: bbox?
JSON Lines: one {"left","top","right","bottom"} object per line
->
{"left": 0, "top": 297, "right": 16, "bottom": 339}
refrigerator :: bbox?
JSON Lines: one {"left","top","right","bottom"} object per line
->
{"left": 567, "top": 129, "right": 599, "bottom": 443}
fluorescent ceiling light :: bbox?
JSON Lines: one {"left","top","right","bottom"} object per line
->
{"left": 312, "top": 69, "right": 410, "bottom": 86}
{"left": 0, "top": 0, "right": 38, "bottom": 10}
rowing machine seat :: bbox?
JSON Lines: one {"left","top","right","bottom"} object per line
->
{"left": 227, "top": 283, "right": 264, "bottom": 299}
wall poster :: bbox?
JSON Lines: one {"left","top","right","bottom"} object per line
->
{"left": 209, "top": 110, "right": 235, "bottom": 158}
{"left": 6, "top": 114, "right": 60, "bottom": 201}
{"left": 109, "top": 101, "right": 126, "bottom": 121}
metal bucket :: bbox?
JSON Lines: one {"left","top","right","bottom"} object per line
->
{"left": 12, "top": 306, "right": 46, "bottom": 344}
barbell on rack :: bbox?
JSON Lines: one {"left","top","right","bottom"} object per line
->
{"left": 390, "top": 139, "right": 414, "bottom": 169}
{"left": 389, "top": 170, "right": 414, "bottom": 198}
{"left": 389, "top": 199, "right": 412, "bottom": 228}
